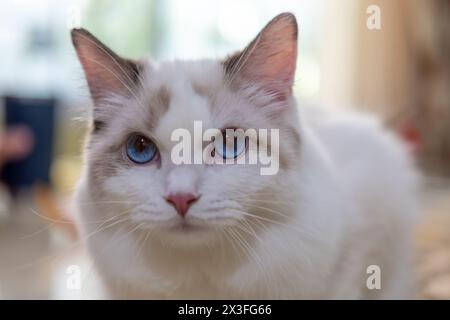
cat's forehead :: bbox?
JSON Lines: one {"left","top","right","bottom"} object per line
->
{"left": 150, "top": 59, "right": 222, "bottom": 127}
{"left": 108, "top": 58, "right": 272, "bottom": 147}
{"left": 143, "top": 59, "right": 224, "bottom": 99}
{"left": 138, "top": 59, "right": 243, "bottom": 138}
{"left": 86, "top": 54, "right": 300, "bottom": 178}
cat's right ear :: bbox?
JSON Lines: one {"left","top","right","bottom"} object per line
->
{"left": 223, "top": 13, "right": 298, "bottom": 102}
{"left": 71, "top": 28, "right": 142, "bottom": 104}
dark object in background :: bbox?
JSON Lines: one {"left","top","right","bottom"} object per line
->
{"left": 1, "top": 96, "right": 56, "bottom": 194}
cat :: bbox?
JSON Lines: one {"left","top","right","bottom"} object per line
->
{"left": 72, "top": 13, "right": 419, "bottom": 299}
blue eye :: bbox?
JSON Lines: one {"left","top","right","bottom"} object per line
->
{"left": 126, "top": 134, "right": 158, "bottom": 164}
{"left": 214, "top": 130, "right": 246, "bottom": 159}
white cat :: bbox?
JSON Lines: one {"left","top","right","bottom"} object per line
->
{"left": 72, "top": 13, "right": 418, "bottom": 299}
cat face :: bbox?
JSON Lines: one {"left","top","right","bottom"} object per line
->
{"left": 73, "top": 13, "right": 302, "bottom": 246}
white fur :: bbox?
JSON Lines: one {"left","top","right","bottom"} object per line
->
{"left": 74, "top": 58, "right": 418, "bottom": 299}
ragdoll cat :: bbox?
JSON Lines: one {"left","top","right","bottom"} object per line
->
{"left": 72, "top": 13, "right": 418, "bottom": 299}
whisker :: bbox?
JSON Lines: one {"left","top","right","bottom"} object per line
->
{"left": 239, "top": 203, "right": 293, "bottom": 220}
{"left": 226, "top": 208, "right": 314, "bottom": 237}
{"left": 15, "top": 215, "right": 130, "bottom": 271}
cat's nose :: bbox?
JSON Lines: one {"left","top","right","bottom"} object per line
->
{"left": 165, "top": 193, "right": 199, "bottom": 217}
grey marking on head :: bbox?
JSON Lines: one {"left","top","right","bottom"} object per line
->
{"left": 149, "top": 86, "right": 171, "bottom": 125}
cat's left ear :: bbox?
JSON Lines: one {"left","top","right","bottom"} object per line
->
{"left": 223, "top": 13, "right": 298, "bottom": 101}
{"left": 71, "top": 28, "right": 142, "bottom": 104}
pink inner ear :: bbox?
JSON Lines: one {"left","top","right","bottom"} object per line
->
{"left": 76, "top": 41, "right": 127, "bottom": 93}
{"left": 252, "top": 44, "right": 297, "bottom": 98}
{"left": 231, "top": 13, "right": 298, "bottom": 100}
{"left": 72, "top": 29, "right": 140, "bottom": 100}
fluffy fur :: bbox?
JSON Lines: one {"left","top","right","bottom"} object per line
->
{"left": 72, "top": 13, "right": 418, "bottom": 299}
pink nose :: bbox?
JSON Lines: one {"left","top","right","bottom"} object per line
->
{"left": 165, "top": 193, "right": 199, "bottom": 217}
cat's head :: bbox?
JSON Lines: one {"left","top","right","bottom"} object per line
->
{"left": 73, "top": 13, "right": 302, "bottom": 246}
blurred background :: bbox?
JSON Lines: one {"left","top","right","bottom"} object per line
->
{"left": 0, "top": 0, "right": 449, "bottom": 299}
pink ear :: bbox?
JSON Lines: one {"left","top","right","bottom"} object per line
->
{"left": 224, "top": 13, "right": 298, "bottom": 100}
{"left": 71, "top": 28, "right": 141, "bottom": 103}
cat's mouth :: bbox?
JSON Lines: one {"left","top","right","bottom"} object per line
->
{"left": 132, "top": 210, "right": 238, "bottom": 233}
{"left": 133, "top": 215, "right": 209, "bottom": 231}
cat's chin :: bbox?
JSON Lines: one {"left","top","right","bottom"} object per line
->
{"left": 145, "top": 217, "right": 234, "bottom": 247}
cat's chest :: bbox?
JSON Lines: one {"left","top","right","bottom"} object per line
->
{"left": 154, "top": 265, "right": 241, "bottom": 299}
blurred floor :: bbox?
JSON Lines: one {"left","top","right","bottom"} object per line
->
{"left": 0, "top": 180, "right": 449, "bottom": 299}
{"left": 0, "top": 192, "right": 103, "bottom": 299}
{"left": 415, "top": 179, "right": 450, "bottom": 299}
